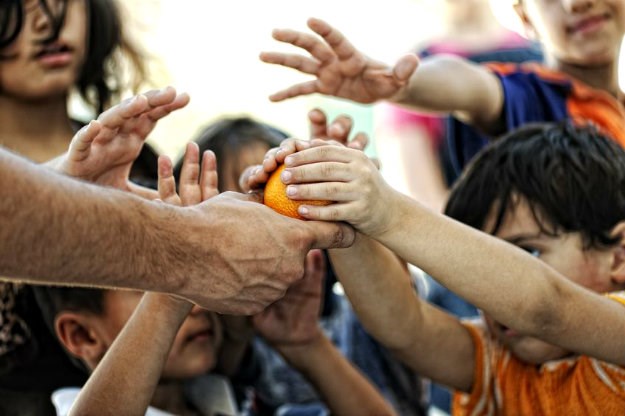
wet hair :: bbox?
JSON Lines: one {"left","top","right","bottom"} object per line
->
{"left": 445, "top": 122, "right": 625, "bottom": 250}
{"left": 173, "top": 116, "right": 289, "bottom": 191}
{"left": 0, "top": 0, "right": 147, "bottom": 113}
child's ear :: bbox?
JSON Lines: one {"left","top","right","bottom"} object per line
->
{"left": 513, "top": 2, "right": 537, "bottom": 40}
{"left": 609, "top": 222, "right": 625, "bottom": 286}
{"left": 54, "top": 313, "right": 107, "bottom": 370}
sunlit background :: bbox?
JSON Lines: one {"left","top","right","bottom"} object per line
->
{"left": 80, "top": 1, "right": 519, "bottom": 157}
{"left": 71, "top": 0, "right": 623, "bottom": 187}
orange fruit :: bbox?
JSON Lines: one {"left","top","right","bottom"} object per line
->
{"left": 263, "top": 163, "right": 331, "bottom": 219}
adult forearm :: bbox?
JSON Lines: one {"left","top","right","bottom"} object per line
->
{"left": 0, "top": 149, "right": 184, "bottom": 293}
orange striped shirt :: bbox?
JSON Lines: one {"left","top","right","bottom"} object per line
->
{"left": 453, "top": 292, "right": 625, "bottom": 416}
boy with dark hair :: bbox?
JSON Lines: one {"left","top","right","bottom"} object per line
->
{"left": 252, "top": 122, "right": 625, "bottom": 414}
{"left": 260, "top": 0, "right": 625, "bottom": 173}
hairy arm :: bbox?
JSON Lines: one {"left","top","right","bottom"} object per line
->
{"left": 69, "top": 294, "right": 191, "bottom": 416}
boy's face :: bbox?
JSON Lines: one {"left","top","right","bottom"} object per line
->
{"left": 221, "top": 141, "right": 271, "bottom": 192}
{"left": 482, "top": 196, "right": 621, "bottom": 364}
{"left": 515, "top": 0, "right": 625, "bottom": 66}
{"left": 0, "top": 0, "right": 87, "bottom": 100}
{"left": 96, "top": 291, "right": 223, "bottom": 379}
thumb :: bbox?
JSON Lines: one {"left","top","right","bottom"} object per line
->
{"left": 393, "top": 54, "right": 419, "bottom": 82}
{"left": 306, "top": 221, "right": 355, "bottom": 250}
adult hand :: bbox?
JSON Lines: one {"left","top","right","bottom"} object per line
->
{"left": 260, "top": 18, "right": 418, "bottom": 103}
{"left": 165, "top": 191, "right": 354, "bottom": 314}
{"left": 253, "top": 249, "right": 325, "bottom": 345}
{"left": 54, "top": 86, "right": 189, "bottom": 198}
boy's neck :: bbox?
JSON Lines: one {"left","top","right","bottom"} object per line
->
{"left": 152, "top": 382, "right": 199, "bottom": 416}
{"left": 0, "top": 94, "right": 75, "bottom": 162}
{"left": 547, "top": 56, "right": 623, "bottom": 99}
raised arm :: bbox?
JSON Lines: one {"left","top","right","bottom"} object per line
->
{"left": 261, "top": 18, "right": 503, "bottom": 130}
{"left": 254, "top": 249, "right": 396, "bottom": 416}
{"left": 280, "top": 144, "right": 625, "bottom": 368}
{"left": 70, "top": 144, "right": 216, "bottom": 416}
{"left": 0, "top": 145, "right": 354, "bottom": 314}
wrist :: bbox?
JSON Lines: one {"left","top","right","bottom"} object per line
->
{"left": 273, "top": 330, "right": 327, "bottom": 368}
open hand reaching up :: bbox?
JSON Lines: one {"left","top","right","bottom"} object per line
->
{"left": 54, "top": 86, "right": 189, "bottom": 199}
{"left": 261, "top": 18, "right": 418, "bottom": 104}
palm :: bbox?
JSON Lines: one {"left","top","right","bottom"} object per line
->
{"left": 253, "top": 250, "right": 325, "bottom": 345}
{"left": 62, "top": 88, "right": 189, "bottom": 192}
{"left": 261, "top": 18, "right": 418, "bottom": 103}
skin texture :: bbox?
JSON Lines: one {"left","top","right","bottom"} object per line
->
{"left": 261, "top": 141, "right": 625, "bottom": 394}
{"left": 0, "top": 90, "right": 355, "bottom": 314}
{"left": 66, "top": 139, "right": 392, "bottom": 416}
{"left": 261, "top": 3, "right": 625, "bottom": 131}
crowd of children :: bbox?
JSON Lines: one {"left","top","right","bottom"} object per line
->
{"left": 2, "top": 0, "right": 625, "bottom": 415}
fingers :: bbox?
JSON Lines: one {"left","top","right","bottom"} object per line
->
{"left": 259, "top": 52, "right": 320, "bottom": 75}
{"left": 178, "top": 142, "right": 202, "bottom": 206}
{"left": 96, "top": 95, "right": 150, "bottom": 136}
{"left": 240, "top": 165, "right": 266, "bottom": 192}
{"left": 269, "top": 27, "right": 335, "bottom": 64}
{"left": 307, "top": 18, "right": 357, "bottom": 62}
{"left": 305, "top": 220, "right": 355, "bottom": 249}
{"left": 268, "top": 80, "right": 320, "bottom": 102}
{"left": 308, "top": 108, "right": 328, "bottom": 140}
{"left": 157, "top": 155, "right": 181, "bottom": 206}
{"left": 67, "top": 120, "right": 101, "bottom": 161}
{"left": 305, "top": 249, "right": 326, "bottom": 285}
{"left": 283, "top": 145, "right": 359, "bottom": 167}
{"left": 348, "top": 131, "right": 369, "bottom": 151}
{"left": 326, "top": 114, "right": 353, "bottom": 144}
{"left": 393, "top": 53, "right": 420, "bottom": 83}
{"left": 199, "top": 150, "right": 219, "bottom": 200}
{"left": 146, "top": 91, "right": 191, "bottom": 122}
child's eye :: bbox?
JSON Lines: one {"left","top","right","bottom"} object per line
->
{"left": 520, "top": 246, "right": 541, "bottom": 257}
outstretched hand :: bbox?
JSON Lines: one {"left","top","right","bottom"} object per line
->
{"left": 56, "top": 87, "right": 190, "bottom": 198}
{"left": 260, "top": 18, "right": 418, "bottom": 103}
{"left": 253, "top": 249, "right": 325, "bottom": 346}
{"left": 240, "top": 108, "right": 370, "bottom": 192}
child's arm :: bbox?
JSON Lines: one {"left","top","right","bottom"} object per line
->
{"left": 47, "top": 86, "right": 190, "bottom": 199}
{"left": 69, "top": 294, "right": 193, "bottom": 416}
{"left": 261, "top": 18, "right": 503, "bottom": 132}
{"left": 283, "top": 144, "right": 625, "bottom": 368}
{"left": 69, "top": 144, "right": 218, "bottom": 416}
{"left": 254, "top": 249, "right": 396, "bottom": 416}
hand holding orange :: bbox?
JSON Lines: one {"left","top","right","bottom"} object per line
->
{"left": 264, "top": 164, "right": 331, "bottom": 219}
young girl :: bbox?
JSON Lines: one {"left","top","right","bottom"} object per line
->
{"left": 0, "top": 2, "right": 186, "bottom": 414}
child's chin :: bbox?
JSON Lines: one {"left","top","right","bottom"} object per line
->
{"left": 508, "top": 338, "right": 569, "bottom": 365}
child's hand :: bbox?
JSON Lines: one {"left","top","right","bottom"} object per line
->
{"left": 157, "top": 142, "right": 218, "bottom": 206}
{"left": 240, "top": 109, "right": 370, "bottom": 192}
{"left": 281, "top": 143, "right": 396, "bottom": 237}
{"left": 253, "top": 249, "right": 325, "bottom": 347}
{"left": 308, "top": 108, "right": 368, "bottom": 151}
{"left": 260, "top": 18, "right": 418, "bottom": 104}
{"left": 56, "top": 87, "right": 190, "bottom": 198}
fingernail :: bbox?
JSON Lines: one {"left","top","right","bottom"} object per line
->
{"left": 284, "top": 156, "right": 293, "bottom": 166}
{"left": 299, "top": 206, "right": 309, "bottom": 215}
{"left": 281, "top": 169, "right": 292, "bottom": 182}
{"left": 286, "top": 185, "right": 297, "bottom": 196}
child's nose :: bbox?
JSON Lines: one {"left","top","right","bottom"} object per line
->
{"left": 562, "top": 0, "right": 595, "bottom": 14}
